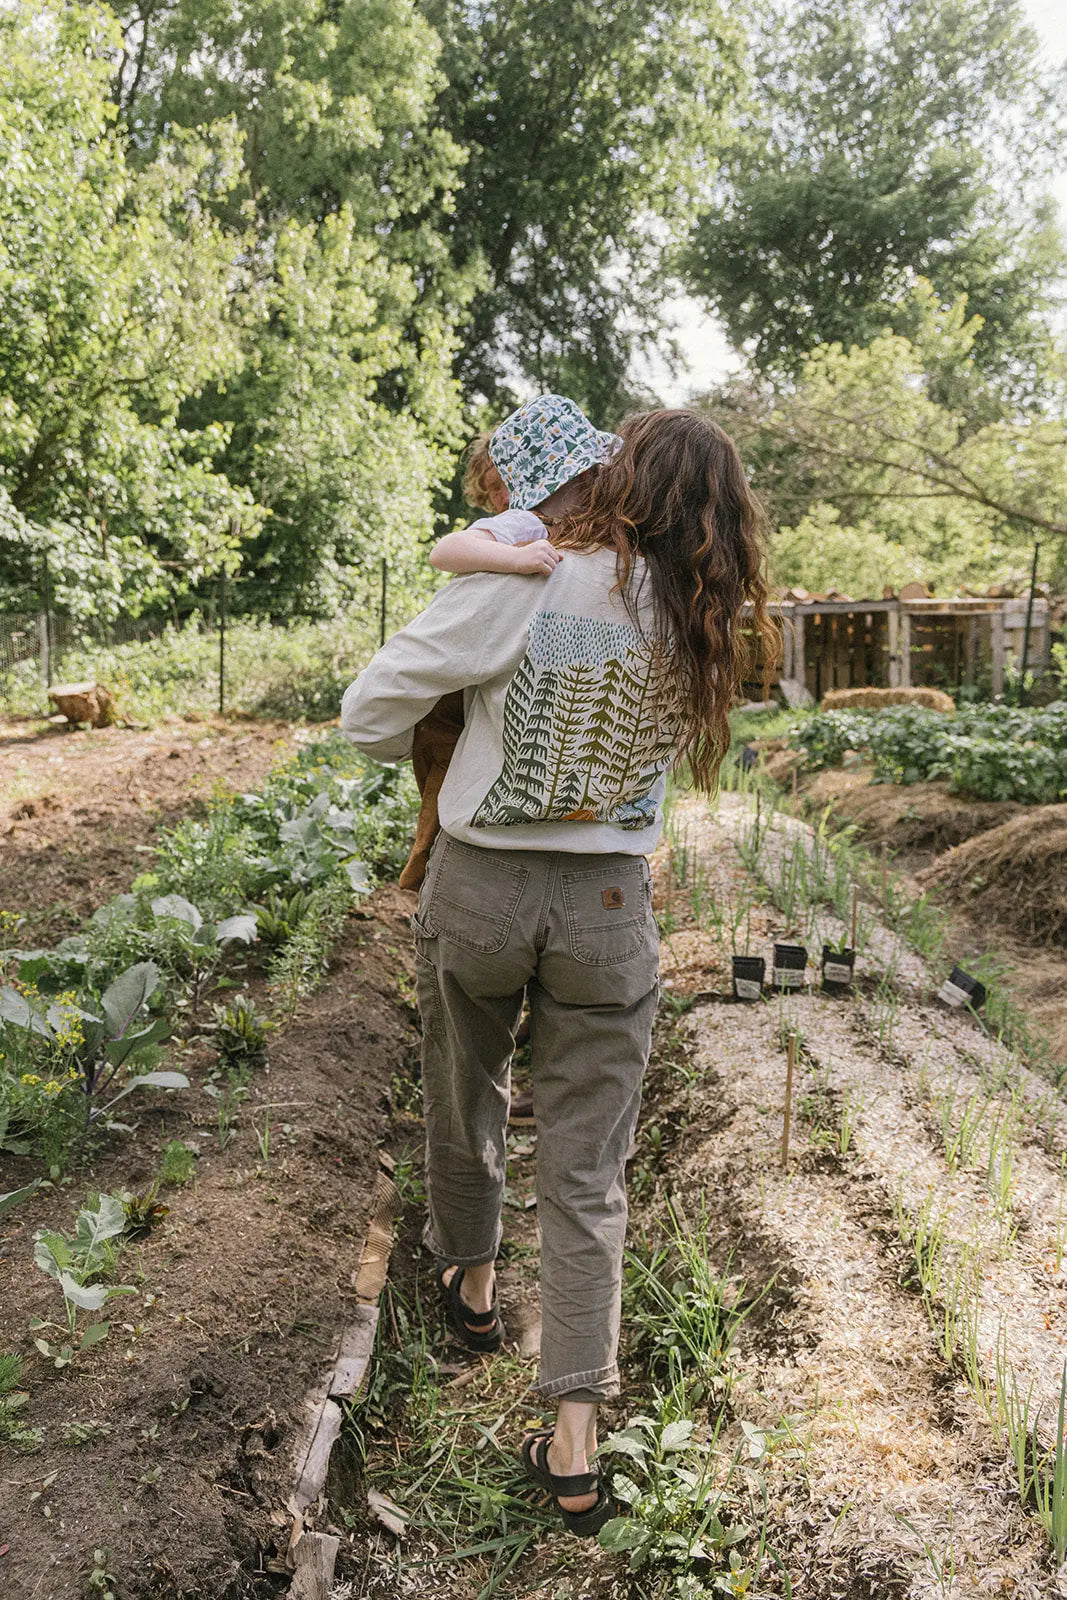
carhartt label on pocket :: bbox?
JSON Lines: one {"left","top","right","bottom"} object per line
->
{"left": 601, "top": 888, "right": 626, "bottom": 909}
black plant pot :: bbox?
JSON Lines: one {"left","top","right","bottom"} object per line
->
{"left": 732, "top": 954, "right": 765, "bottom": 1001}
{"left": 821, "top": 945, "right": 855, "bottom": 993}
{"left": 772, "top": 942, "right": 808, "bottom": 991}
{"left": 937, "top": 966, "right": 986, "bottom": 1011}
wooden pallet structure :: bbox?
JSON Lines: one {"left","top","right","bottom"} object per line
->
{"left": 745, "top": 591, "right": 1053, "bottom": 702}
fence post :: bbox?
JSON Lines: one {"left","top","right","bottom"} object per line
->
{"left": 218, "top": 567, "right": 227, "bottom": 717}
{"left": 39, "top": 551, "right": 52, "bottom": 690}
{"left": 1019, "top": 542, "right": 1041, "bottom": 705}
{"left": 380, "top": 559, "right": 388, "bottom": 648}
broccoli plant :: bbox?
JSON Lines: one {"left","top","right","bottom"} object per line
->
{"left": 0, "top": 961, "right": 187, "bottom": 1126}
{"left": 30, "top": 1195, "right": 136, "bottom": 1366}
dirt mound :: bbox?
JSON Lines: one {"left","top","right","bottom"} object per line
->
{"left": 0, "top": 888, "right": 416, "bottom": 1600}
{"left": 919, "top": 805, "right": 1067, "bottom": 944}
{"left": 806, "top": 770, "right": 1022, "bottom": 852}
{"left": 0, "top": 719, "right": 300, "bottom": 943}
{"left": 821, "top": 686, "right": 955, "bottom": 713}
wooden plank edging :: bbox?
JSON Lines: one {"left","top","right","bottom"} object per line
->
{"left": 284, "top": 1171, "right": 402, "bottom": 1586}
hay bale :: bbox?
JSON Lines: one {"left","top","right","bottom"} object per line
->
{"left": 47, "top": 681, "right": 116, "bottom": 728}
{"left": 821, "top": 686, "right": 955, "bottom": 714}
{"left": 919, "top": 804, "right": 1067, "bottom": 945}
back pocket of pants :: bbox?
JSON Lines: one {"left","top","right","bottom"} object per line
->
{"left": 562, "top": 861, "right": 650, "bottom": 966}
{"left": 422, "top": 838, "right": 528, "bottom": 953}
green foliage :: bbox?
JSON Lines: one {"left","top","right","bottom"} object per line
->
{"left": 1, "top": 617, "right": 382, "bottom": 725}
{"left": 111, "top": 0, "right": 469, "bottom": 617}
{"left": 159, "top": 1140, "right": 197, "bottom": 1187}
{"left": 709, "top": 290, "right": 1067, "bottom": 593}
{"left": 624, "top": 1205, "right": 753, "bottom": 1397}
{"left": 686, "top": 0, "right": 1066, "bottom": 403}
{"left": 0, "top": 962, "right": 186, "bottom": 1152}
{"left": 266, "top": 874, "right": 355, "bottom": 1015}
{"left": 152, "top": 819, "right": 275, "bottom": 922}
{"left": 0, "top": 1354, "right": 42, "bottom": 1452}
{"left": 597, "top": 1411, "right": 756, "bottom": 1594}
{"left": 30, "top": 1193, "right": 136, "bottom": 1366}
{"left": 425, "top": 0, "right": 744, "bottom": 415}
{"left": 791, "top": 701, "right": 1067, "bottom": 801}
{"left": 211, "top": 994, "right": 273, "bottom": 1073}
{"left": 0, "top": 1, "right": 260, "bottom": 619}
{"left": 791, "top": 710, "right": 875, "bottom": 771}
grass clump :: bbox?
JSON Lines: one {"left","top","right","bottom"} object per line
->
{"left": 0, "top": 1354, "right": 42, "bottom": 1451}
{"left": 159, "top": 1139, "right": 196, "bottom": 1186}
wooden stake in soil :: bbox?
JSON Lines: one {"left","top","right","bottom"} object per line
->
{"left": 850, "top": 883, "right": 859, "bottom": 951}
{"left": 781, "top": 1030, "right": 796, "bottom": 1167}
{"left": 880, "top": 842, "right": 889, "bottom": 906}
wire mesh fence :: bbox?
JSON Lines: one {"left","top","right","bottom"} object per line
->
{"left": 0, "top": 562, "right": 394, "bottom": 722}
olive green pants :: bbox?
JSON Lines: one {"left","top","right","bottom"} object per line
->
{"left": 413, "top": 833, "right": 659, "bottom": 1401}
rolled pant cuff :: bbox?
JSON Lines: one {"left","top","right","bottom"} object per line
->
{"left": 422, "top": 1221, "right": 500, "bottom": 1267}
{"left": 536, "top": 1364, "right": 620, "bottom": 1402}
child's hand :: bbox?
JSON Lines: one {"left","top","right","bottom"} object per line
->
{"left": 510, "top": 540, "right": 562, "bottom": 575}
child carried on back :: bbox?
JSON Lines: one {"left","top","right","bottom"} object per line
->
{"left": 397, "top": 395, "right": 620, "bottom": 889}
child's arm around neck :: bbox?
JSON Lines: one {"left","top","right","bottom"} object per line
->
{"left": 429, "top": 509, "right": 561, "bottom": 576}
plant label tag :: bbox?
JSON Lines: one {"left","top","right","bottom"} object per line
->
{"left": 774, "top": 967, "right": 805, "bottom": 989}
{"left": 937, "top": 974, "right": 985, "bottom": 1009}
{"left": 735, "top": 978, "right": 761, "bottom": 1001}
{"left": 823, "top": 961, "right": 853, "bottom": 985}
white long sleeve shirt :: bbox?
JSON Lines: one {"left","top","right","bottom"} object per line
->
{"left": 340, "top": 548, "right": 681, "bottom": 855}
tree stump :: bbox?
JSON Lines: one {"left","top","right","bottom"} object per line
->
{"left": 47, "top": 682, "right": 116, "bottom": 728}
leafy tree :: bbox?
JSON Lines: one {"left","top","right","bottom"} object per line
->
{"left": 0, "top": 1, "right": 259, "bottom": 619}
{"left": 707, "top": 287, "right": 1067, "bottom": 595}
{"left": 685, "top": 0, "right": 1067, "bottom": 404}
{"left": 421, "top": 0, "right": 746, "bottom": 415}
{"left": 111, "top": 0, "right": 472, "bottom": 613}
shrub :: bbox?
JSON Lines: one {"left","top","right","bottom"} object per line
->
{"left": 947, "top": 738, "right": 1067, "bottom": 804}
{"left": 791, "top": 710, "right": 874, "bottom": 769}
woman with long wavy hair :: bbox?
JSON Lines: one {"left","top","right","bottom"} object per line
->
{"left": 342, "top": 399, "right": 778, "bottom": 1537}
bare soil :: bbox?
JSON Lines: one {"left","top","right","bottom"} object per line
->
{"left": 0, "top": 717, "right": 318, "bottom": 943}
{"left": 0, "top": 887, "right": 416, "bottom": 1600}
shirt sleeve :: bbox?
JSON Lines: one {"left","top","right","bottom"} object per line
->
{"left": 339, "top": 572, "right": 542, "bottom": 763}
{"left": 470, "top": 509, "right": 545, "bottom": 546}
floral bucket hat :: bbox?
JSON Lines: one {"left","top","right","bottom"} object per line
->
{"left": 489, "top": 394, "right": 622, "bottom": 511}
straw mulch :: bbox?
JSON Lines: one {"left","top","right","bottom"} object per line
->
{"left": 821, "top": 685, "right": 955, "bottom": 713}
{"left": 919, "top": 803, "right": 1067, "bottom": 944}
{"left": 805, "top": 770, "right": 1023, "bottom": 851}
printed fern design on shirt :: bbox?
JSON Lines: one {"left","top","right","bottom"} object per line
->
{"left": 472, "top": 610, "right": 680, "bottom": 830}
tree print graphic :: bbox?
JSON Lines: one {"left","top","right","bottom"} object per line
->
{"left": 472, "top": 609, "right": 681, "bottom": 830}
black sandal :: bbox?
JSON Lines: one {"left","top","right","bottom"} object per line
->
{"left": 435, "top": 1262, "right": 504, "bottom": 1353}
{"left": 519, "top": 1428, "right": 617, "bottom": 1538}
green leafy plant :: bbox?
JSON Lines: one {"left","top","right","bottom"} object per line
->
{"left": 0, "top": 1354, "right": 42, "bottom": 1451}
{"left": 210, "top": 993, "right": 273, "bottom": 1072}
{"left": 0, "top": 962, "right": 186, "bottom": 1131}
{"left": 252, "top": 886, "right": 316, "bottom": 947}
{"left": 30, "top": 1194, "right": 136, "bottom": 1366}
{"left": 159, "top": 1139, "right": 196, "bottom": 1186}
{"left": 597, "top": 1410, "right": 757, "bottom": 1594}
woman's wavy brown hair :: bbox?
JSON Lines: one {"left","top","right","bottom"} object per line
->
{"left": 553, "top": 409, "right": 780, "bottom": 793}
